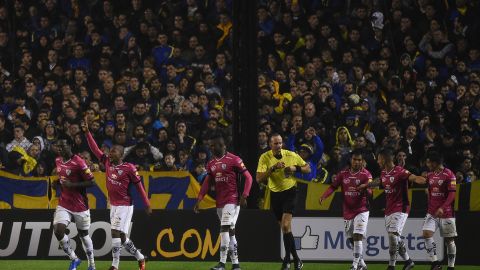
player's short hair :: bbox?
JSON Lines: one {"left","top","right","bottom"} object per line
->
{"left": 351, "top": 149, "right": 364, "bottom": 159}
{"left": 378, "top": 148, "right": 394, "bottom": 160}
{"left": 210, "top": 133, "right": 225, "bottom": 142}
{"left": 426, "top": 151, "right": 443, "bottom": 164}
{"left": 269, "top": 133, "right": 282, "bottom": 142}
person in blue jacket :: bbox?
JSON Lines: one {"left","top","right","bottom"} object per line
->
{"left": 286, "top": 126, "right": 325, "bottom": 181}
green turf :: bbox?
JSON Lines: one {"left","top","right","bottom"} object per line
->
{"left": 0, "top": 260, "right": 477, "bottom": 270}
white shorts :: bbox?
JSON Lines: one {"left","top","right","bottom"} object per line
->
{"left": 385, "top": 212, "right": 408, "bottom": 234}
{"left": 422, "top": 213, "right": 457, "bottom": 238}
{"left": 110, "top": 205, "right": 134, "bottom": 234}
{"left": 216, "top": 204, "right": 240, "bottom": 228}
{"left": 53, "top": 206, "right": 91, "bottom": 231}
{"left": 344, "top": 211, "right": 369, "bottom": 239}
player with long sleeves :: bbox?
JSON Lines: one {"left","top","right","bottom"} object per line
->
{"left": 319, "top": 150, "right": 371, "bottom": 270}
{"left": 358, "top": 148, "right": 426, "bottom": 270}
{"left": 82, "top": 119, "right": 151, "bottom": 270}
{"left": 52, "top": 138, "right": 96, "bottom": 270}
{"left": 422, "top": 151, "right": 457, "bottom": 270}
{"left": 194, "top": 135, "right": 253, "bottom": 270}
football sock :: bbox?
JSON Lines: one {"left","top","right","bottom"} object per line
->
{"left": 123, "top": 238, "right": 144, "bottom": 261}
{"left": 59, "top": 235, "right": 77, "bottom": 260}
{"left": 388, "top": 233, "right": 398, "bottom": 266}
{"left": 359, "top": 254, "right": 367, "bottom": 267}
{"left": 352, "top": 241, "right": 362, "bottom": 268}
{"left": 111, "top": 238, "right": 122, "bottom": 268}
{"left": 229, "top": 235, "right": 239, "bottom": 264}
{"left": 398, "top": 236, "right": 410, "bottom": 261}
{"left": 447, "top": 241, "right": 456, "bottom": 267}
{"left": 286, "top": 232, "right": 299, "bottom": 261}
{"left": 425, "top": 237, "right": 438, "bottom": 262}
{"left": 282, "top": 233, "right": 292, "bottom": 262}
{"left": 81, "top": 235, "right": 95, "bottom": 267}
{"left": 220, "top": 232, "right": 230, "bottom": 264}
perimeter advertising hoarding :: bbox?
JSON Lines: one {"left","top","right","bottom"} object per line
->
{"left": 282, "top": 217, "right": 444, "bottom": 261}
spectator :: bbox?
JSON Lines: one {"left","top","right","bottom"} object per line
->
{"left": 6, "top": 126, "right": 32, "bottom": 152}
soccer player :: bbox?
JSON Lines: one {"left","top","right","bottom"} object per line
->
{"left": 194, "top": 135, "right": 253, "bottom": 270}
{"left": 358, "top": 148, "right": 426, "bottom": 270}
{"left": 82, "top": 119, "right": 151, "bottom": 270}
{"left": 52, "top": 138, "right": 96, "bottom": 270}
{"left": 423, "top": 151, "right": 457, "bottom": 270}
{"left": 256, "top": 133, "right": 311, "bottom": 270}
{"left": 319, "top": 150, "right": 371, "bottom": 270}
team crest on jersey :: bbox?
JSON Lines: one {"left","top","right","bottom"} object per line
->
{"left": 390, "top": 176, "right": 395, "bottom": 183}
{"left": 66, "top": 169, "right": 71, "bottom": 176}
{"left": 438, "top": 180, "right": 444, "bottom": 185}
{"left": 355, "top": 179, "right": 360, "bottom": 185}
{"left": 118, "top": 170, "right": 123, "bottom": 175}
{"left": 221, "top": 164, "right": 227, "bottom": 170}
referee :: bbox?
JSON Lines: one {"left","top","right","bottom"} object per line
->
{"left": 256, "top": 133, "right": 310, "bottom": 270}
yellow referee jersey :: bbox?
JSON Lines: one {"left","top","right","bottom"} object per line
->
{"left": 257, "top": 149, "right": 307, "bottom": 192}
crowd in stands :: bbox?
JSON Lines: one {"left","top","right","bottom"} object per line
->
{"left": 1, "top": 0, "right": 480, "bottom": 207}
{"left": 0, "top": 0, "right": 233, "bottom": 182}
{"left": 256, "top": 0, "right": 480, "bottom": 185}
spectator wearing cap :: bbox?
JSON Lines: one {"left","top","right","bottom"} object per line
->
{"left": 286, "top": 126, "right": 324, "bottom": 182}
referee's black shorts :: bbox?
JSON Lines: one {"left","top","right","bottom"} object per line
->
{"left": 270, "top": 186, "right": 297, "bottom": 221}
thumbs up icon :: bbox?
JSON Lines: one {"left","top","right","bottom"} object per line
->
{"left": 293, "top": 226, "right": 319, "bottom": 250}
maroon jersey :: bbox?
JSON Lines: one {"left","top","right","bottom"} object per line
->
{"left": 85, "top": 131, "right": 146, "bottom": 206}
{"left": 56, "top": 155, "right": 94, "bottom": 212}
{"left": 381, "top": 166, "right": 412, "bottom": 215}
{"left": 104, "top": 160, "right": 141, "bottom": 206}
{"left": 206, "top": 152, "right": 247, "bottom": 208}
{"left": 333, "top": 168, "right": 372, "bottom": 220}
{"left": 426, "top": 168, "right": 456, "bottom": 218}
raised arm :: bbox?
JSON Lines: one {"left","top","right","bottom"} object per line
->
{"left": 311, "top": 135, "right": 324, "bottom": 164}
{"left": 82, "top": 118, "right": 104, "bottom": 160}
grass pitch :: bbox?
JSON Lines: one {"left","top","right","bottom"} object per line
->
{"left": 0, "top": 260, "right": 478, "bottom": 270}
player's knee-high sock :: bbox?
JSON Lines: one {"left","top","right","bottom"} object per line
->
{"left": 352, "top": 241, "right": 362, "bottom": 268}
{"left": 397, "top": 236, "right": 410, "bottom": 261}
{"left": 285, "top": 232, "right": 299, "bottom": 261}
{"left": 59, "top": 235, "right": 77, "bottom": 260}
{"left": 219, "top": 232, "right": 230, "bottom": 264}
{"left": 388, "top": 233, "right": 398, "bottom": 266}
{"left": 425, "top": 237, "right": 438, "bottom": 262}
{"left": 81, "top": 235, "right": 95, "bottom": 267}
{"left": 447, "top": 241, "right": 456, "bottom": 267}
{"left": 111, "top": 238, "right": 122, "bottom": 268}
{"left": 282, "top": 233, "right": 292, "bottom": 262}
{"left": 123, "top": 238, "right": 145, "bottom": 261}
{"left": 229, "top": 235, "right": 239, "bottom": 265}
{"left": 359, "top": 254, "right": 367, "bottom": 268}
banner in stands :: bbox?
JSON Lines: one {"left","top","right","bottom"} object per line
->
{"left": 0, "top": 171, "right": 49, "bottom": 209}
{"left": 0, "top": 170, "right": 214, "bottom": 210}
{"left": 282, "top": 217, "right": 443, "bottom": 261}
{"left": 0, "top": 210, "right": 279, "bottom": 261}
